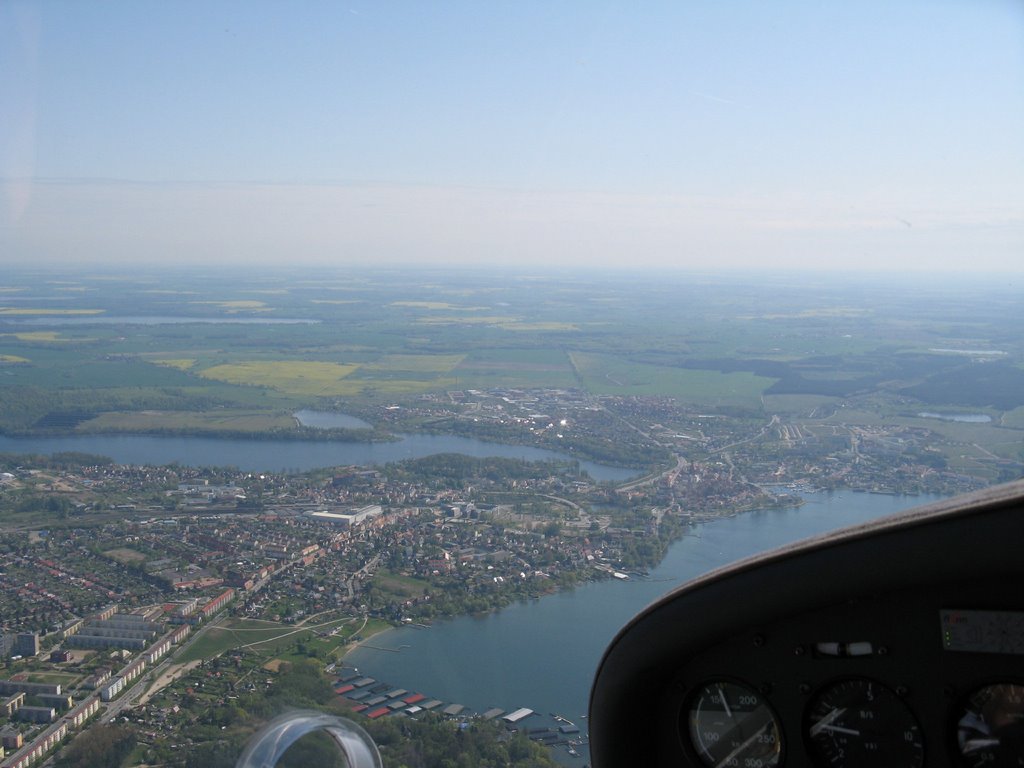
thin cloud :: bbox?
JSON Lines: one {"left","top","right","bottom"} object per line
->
{"left": 688, "top": 90, "right": 741, "bottom": 107}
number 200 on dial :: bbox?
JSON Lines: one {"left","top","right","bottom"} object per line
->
{"left": 685, "top": 681, "right": 783, "bottom": 767}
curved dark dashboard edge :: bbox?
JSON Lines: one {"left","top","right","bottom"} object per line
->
{"left": 588, "top": 479, "right": 1024, "bottom": 767}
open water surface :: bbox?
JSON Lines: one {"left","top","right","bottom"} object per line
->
{"left": 916, "top": 412, "right": 992, "bottom": 423}
{"left": 293, "top": 409, "right": 373, "bottom": 430}
{"left": 6, "top": 316, "right": 319, "bottom": 325}
{"left": 0, "top": 433, "right": 638, "bottom": 482}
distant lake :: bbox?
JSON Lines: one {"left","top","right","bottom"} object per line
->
{"left": 5, "top": 316, "right": 318, "bottom": 326}
{"left": 917, "top": 412, "right": 992, "bottom": 423}
{"left": 294, "top": 410, "right": 373, "bottom": 430}
{"left": 0, "top": 433, "right": 637, "bottom": 483}
{"left": 928, "top": 348, "right": 1006, "bottom": 356}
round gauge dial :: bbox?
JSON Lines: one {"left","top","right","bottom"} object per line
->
{"left": 956, "top": 682, "right": 1024, "bottom": 767}
{"left": 805, "top": 678, "right": 923, "bottom": 768}
{"left": 685, "top": 680, "right": 783, "bottom": 767}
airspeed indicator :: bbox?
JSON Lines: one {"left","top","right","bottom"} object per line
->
{"left": 684, "top": 680, "right": 782, "bottom": 768}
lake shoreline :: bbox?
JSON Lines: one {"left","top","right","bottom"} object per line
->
{"left": 343, "top": 490, "right": 944, "bottom": 729}
{"left": 0, "top": 431, "right": 641, "bottom": 482}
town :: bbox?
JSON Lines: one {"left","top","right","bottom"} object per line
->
{"left": 0, "top": 384, "right": 1001, "bottom": 767}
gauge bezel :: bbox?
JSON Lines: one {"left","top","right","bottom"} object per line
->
{"left": 950, "top": 678, "right": 1024, "bottom": 768}
{"left": 680, "top": 677, "right": 785, "bottom": 768}
{"left": 803, "top": 676, "right": 924, "bottom": 768}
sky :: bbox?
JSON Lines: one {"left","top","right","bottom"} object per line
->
{"left": 1, "top": 1, "right": 1022, "bottom": 272}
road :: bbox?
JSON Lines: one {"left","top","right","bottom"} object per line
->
{"left": 137, "top": 659, "right": 202, "bottom": 706}
{"left": 616, "top": 415, "right": 780, "bottom": 494}
{"left": 616, "top": 453, "right": 687, "bottom": 494}
{"left": 710, "top": 414, "right": 780, "bottom": 454}
{"left": 97, "top": 650, "right": 188, "bottom": 723}
{"left": 342, "top": 553, "right": 381, "bottom": 601}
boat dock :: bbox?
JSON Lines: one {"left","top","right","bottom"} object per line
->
{"left": 331, "top": 665, "right": 588, "bottom": 762}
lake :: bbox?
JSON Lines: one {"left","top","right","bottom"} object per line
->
{"left": 293, "top": 409, "right": 373, "bottom": 430}
{"left": 917, "top": 412, "right": 992, "bottom": 423}
{"left": 0, "top": 433, "right": 638, "bottom": 483}
{"left": 345, "top": 490, "right": 943, "bottom": 748}
{"left": 7, "top": 316, "right": 319, "bottom": 325}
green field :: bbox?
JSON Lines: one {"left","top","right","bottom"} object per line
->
{"left": 2, "top": 268, "right": 1023, "bottom": 455}
{"left": 189, "top": 357, "right": 464, "bottom": 399}
{"left": 570, "top": 351, "right": 775, "bottom": 406}
{"left": 450, "top": 348, "right": 578, "bottom": 390}
{"left": 198, "top": 361, "right": 361, "bottom": 396}
{"left": 372, "top": 570, "right": 430, "bottom": 599}
{"left": 152, "top": 358, "right": 197, "bottom": 371}
{"left": 176, "top": 616, "right": 358, "bottom": 663}
{"left": 103, "top": 547, "right": 148, "bottom": 564}
{"left": 0, "top": 331, "right": 67, "bottom": 342}
{"left": 361, "top": 354, "right": 466, "bottom": 373}
{"left": 816, "top": 407, "right": 1019, "bottom": 449}
{"left": 0, "top": 308, "right": 104, "bottom": 315}
{"left": 762, "top": 394, "right": 841, "bottom": 415}
{"left": 1002, "top": 407, "right": 1024, "bottom": 429}
{"left": 82, "top": 409, "right": 296, "bottom": 433}
{"left": 391, "top": 301, "right": 489, "bottom": 311}
{"left": 27, "top": 671, "right": 82, "bottom": 685}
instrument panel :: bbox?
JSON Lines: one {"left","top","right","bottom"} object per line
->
{"left": 672, "top": 593, "right": 1024, "bottom": 767}
{"left": 589, "top": 481, "right": 1024, "bottom": 767}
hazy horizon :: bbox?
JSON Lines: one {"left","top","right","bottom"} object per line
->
{"left": 2, "top": 1, "right": 1022, "bottom": 272}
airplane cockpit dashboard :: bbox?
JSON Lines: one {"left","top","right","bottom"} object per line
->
{"left": 589, "top": 479, "right": 1024, "bottom": 767}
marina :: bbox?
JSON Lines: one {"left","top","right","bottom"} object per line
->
{"left": 333, "top": 667, "right": 589, "bottom": 760}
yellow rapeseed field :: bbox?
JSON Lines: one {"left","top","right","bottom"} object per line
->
{"left": 0, "top": 331, "right": 65, "bottom": 341}
{"left": 152, "top": 359, "right": 197, "bottom": 371}
{"left": 199, "top": 360, "right": 361, "bottom": 396}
